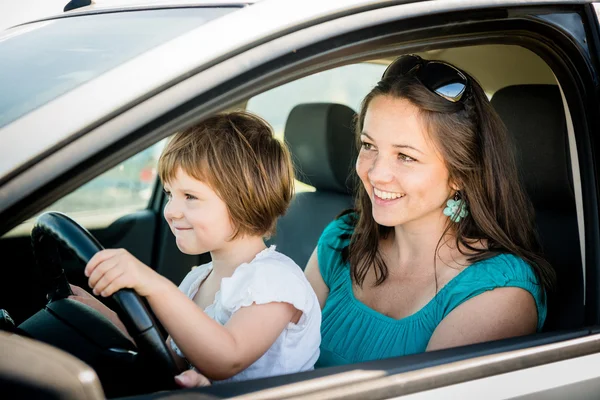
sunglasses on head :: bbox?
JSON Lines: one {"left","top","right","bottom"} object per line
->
{"left": 382, "top": 54, "right": 468, "bottom": 103}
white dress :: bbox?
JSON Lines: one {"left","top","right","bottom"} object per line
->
{"left": 169, "top": 246, "right": 321, "bottom": 383}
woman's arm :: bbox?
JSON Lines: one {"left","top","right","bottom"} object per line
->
{"left": 304, "top": 247, "right": 329, "bottom": 310}
{"left": 426, "top": 287, "right": 538, "bottom": 351}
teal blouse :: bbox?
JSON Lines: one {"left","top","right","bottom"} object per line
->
{"left": 316, "top": 214, "right": 547, "bottom": 368}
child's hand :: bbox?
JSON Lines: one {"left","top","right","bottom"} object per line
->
{"left": 85, "top": 249, "right": 164, "bottom": 298}
{"left": 174, "top": 370, "right": 211, "bottom": 388}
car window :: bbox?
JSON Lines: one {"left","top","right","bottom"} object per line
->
{"left": 3, "top": 140, "right": 166, "bottom": 237}
{"left": 52, "top": 141, "right": 165, "bottom": 213}
{"left": 246, "top": 62, "right": 386, "bottom": 192}
{"left": 0, "top": 7, "right": 236, "bottom": 128}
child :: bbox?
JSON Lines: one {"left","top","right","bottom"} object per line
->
{"left": 81, "top": 111, "right": 321, "bottom": 383}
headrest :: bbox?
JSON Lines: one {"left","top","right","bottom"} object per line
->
{"left": 490, "top": 85, "right": 573, "bottom": 213}
{"left": 285, "top": 103, "right": 357, "bottom": 194}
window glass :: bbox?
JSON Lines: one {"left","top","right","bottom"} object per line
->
{"left": 49, "top": 142, "right": 165, "bottom": 214}
{"left": 247, "top": 63, "right": 386, "bottom": 138}
{"left": 0, "top": 7, "right": 236, "bottom": 127}
{"left": 246, "top": 62, "right": 386, "bottom": 192}
{"left": 3, "top": 140, "right": 166, "bottom": 237}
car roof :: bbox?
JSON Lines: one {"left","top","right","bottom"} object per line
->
{"left": 37, "top": 0, "right": 257, "bottom": 23}
{"left": 66, "top": 0, "right": 258, "bottom": 12}
{"left": 84, "top": 0, "right": 257, "bottom": 5}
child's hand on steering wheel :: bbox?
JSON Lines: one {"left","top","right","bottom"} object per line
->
{"left": 85, "top": 249, "right": 167, "bottom": 298}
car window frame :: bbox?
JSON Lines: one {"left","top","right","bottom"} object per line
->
{"left": 1, "top": 1, "right": 600, "bottom": 397}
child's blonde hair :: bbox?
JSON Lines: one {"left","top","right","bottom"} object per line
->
{"left": 158, "top": 111, "right": 294, "bottom": 239}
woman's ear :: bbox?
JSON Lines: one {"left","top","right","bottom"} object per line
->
{"left": 449, "top": 179, "right": 461, "bottom": 193}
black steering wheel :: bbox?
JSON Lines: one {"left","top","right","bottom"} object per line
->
{"left": 31, "top": 212, "right": 183, "bottom": 381}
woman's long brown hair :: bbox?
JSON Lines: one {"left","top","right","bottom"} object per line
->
{"left": 344, "top": 73, "right": 555, "bottom": 293}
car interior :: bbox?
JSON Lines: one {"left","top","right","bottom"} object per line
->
{"left": 0, "top": 37, "right": 589, "bottom": 398}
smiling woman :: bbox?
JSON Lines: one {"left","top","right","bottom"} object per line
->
{"left": 357, "top": 96, "right": 452, "bottom": 229}
{"left": 304, "top": 55, "right": 555, "bottom": 367}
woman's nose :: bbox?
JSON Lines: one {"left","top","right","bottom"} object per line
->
{"left": 368, "top": 155, "right": 394, "bottom": 184}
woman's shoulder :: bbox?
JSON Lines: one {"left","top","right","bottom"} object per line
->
{"left": 438, "top": 252, "right": 546, "bottom": 330}
{"left": 319, "top": 211, "right": 356, "bottom": 243}
{"left": 467, "top": 253, "right": 541, "bottom": 285}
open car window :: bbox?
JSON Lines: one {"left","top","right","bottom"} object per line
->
{"left": 2, "top": 140, "right": 166, "bottom": 238}
{"left": 247, "top": 62, "right": 386, "bottom": 136}
{"left": 247, "top": 62, "right": 386, "bottom": 193}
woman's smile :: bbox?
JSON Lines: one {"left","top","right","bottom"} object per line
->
{"left": 372, "top": 187, "right": 406, "bottom": 206}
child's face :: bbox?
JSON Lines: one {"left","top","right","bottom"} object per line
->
{"left": 163, "top": 168, "right": 235, "bottom": 255}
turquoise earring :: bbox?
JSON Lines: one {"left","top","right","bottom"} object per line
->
{"left": 443, "top": 191, "right": 469, "bottom": 223}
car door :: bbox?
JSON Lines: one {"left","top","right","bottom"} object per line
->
{"left": 3, "top": 0, "right": 600, "bottom": 399}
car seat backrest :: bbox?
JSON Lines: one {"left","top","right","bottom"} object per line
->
{"left": 491, "top": 84, "right": 584, "bottom": 331}
{"left": 271, "top": 103, "right": 357, "bottom": 269}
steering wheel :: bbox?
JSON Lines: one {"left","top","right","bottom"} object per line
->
{"left": 31, "top": 211, "right": 183, "bottom": 381}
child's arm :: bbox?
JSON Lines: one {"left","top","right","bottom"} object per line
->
{"left": 85, "top": 248, "right": 298, "bottom": 381}
{"left": 165, "top": 335, "right": 193, "bottom": 372}
{"left": 149, "top": 285, "right": 296, "bottom": 380}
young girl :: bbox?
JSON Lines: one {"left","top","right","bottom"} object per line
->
{"left": 77, "top": 111, "right": 321, "bottom": 384}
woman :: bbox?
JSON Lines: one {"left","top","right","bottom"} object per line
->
{"left": 305, "top": 54, "right": 554, "bottom": 367}
{"left": 170, "top": 54, "right": 556, "bottom": 386}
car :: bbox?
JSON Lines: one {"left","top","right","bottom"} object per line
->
{"left": 1, "top": 0, "right": 600, "bottom": 398}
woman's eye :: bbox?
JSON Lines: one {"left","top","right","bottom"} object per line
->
{"left": 361, "top": 141, "right": 373, "bottom": 150}
{"left": 398, "top": 153, "right": 416, "bottom": 163}
{"left": 185, "top": 194, "right": 197, "bottom": 200}
{"left": 163, "top": 190, "right": 172, "bottom": 199}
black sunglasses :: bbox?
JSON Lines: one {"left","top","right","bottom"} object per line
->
{"left": 382, "top": 54, "right": 468, "bottom": 103}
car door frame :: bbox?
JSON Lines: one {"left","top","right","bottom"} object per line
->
{"left": 2, "top": 0, "right": 600, "bottom": 398}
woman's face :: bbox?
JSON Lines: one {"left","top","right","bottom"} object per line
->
{"left": 356, "top": 95, "right": 454, "bottom": 229}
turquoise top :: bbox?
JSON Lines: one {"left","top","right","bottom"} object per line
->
{"left": 316, "top": 214, "right": 547, "bottom": 368}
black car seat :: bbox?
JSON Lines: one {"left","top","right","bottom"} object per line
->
{"left": 491, "top": 84, "right": 584, "bottom": 331}
{"left": 270, "top": 103, "right": 357, "bottom": 269}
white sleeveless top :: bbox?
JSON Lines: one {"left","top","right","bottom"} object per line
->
{"left": 169, "top": 246, "right": 321, "bottom": 383}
